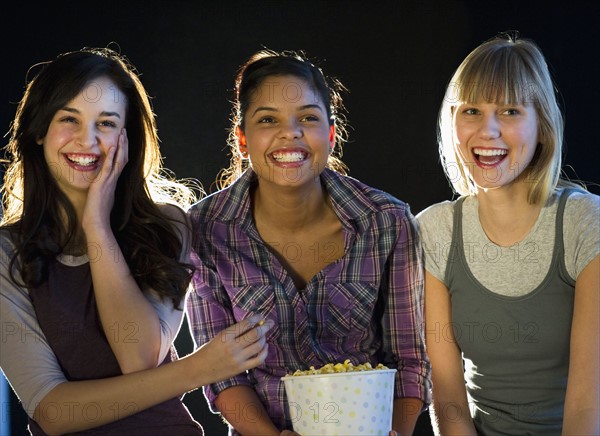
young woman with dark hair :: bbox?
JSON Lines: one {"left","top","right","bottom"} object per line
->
{"left": 0, "top": 47, "right": 273, "bottom": 435}
{"left": 187, "top": 49, "right": 431, "bottom": 435}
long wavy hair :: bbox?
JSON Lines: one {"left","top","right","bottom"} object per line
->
{"left": 216, "top": 49, "right": 349, "bottom": 190}
{"left": 438, "top": 33, "right": 584, "bottom": 204}
{"left": 1, "top": 47, "right": 198, "bottom": 308}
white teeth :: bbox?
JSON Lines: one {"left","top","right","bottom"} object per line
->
{"left": 271, "top": 151, "right": 306, "bottom": 163}
{"left": 473, "top": 148, "right": 508, "bottom": 156}
{"left": 66, "top": 155, "right": 99, "bottom": 166}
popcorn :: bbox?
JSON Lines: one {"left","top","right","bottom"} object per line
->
{"left": 290, "top": 359, "right": 388, "bottom": 376}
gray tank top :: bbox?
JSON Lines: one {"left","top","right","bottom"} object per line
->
{"left": 445, "top": 190, "right": 575, "bottom": 435}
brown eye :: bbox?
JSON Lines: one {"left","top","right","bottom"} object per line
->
{"left": 98, "top": 120, "right": 117, "bottom": 128}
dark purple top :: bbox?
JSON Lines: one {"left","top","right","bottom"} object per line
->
{"left": 27, "top": 257, "right": 203, "bottom": 435}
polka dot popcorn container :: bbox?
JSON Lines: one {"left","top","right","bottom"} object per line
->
{"left": 281, "top": 368, "right": 397, "bottom": 435}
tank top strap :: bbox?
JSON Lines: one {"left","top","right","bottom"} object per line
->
{"left": 444, "top": 196, "right": 468, "bottom": 284}
{"left": 555, "top": 188, "right": 574, "bottom": 243}
{"left": 554, "top": 188, "right": 577, "bottom": 286}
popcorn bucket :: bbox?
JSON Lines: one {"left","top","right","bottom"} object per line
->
{"left": 282, "top": 369, "right": 396, "bottom": 435}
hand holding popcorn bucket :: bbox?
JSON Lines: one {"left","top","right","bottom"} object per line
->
{"left": 282, "top": 361, "right": 397, "bottom": 435}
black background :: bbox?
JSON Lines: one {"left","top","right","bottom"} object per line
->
{"left": 2, "top": 1, "right": 599, "bottom": 435}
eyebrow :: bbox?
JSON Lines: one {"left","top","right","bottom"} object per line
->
{"left": 60, "top": 106, "right": 122, "bottom": 118}
{"left": 251, "top": 104, "right": 324, "bottom": 117}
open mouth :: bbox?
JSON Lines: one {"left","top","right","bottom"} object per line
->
{"left": 65, "top": 153, "right": 100, "bottom": 167}
{"left": 473, "top": 147, "right": 507, "bottom": 166}
{"left": 270, "top": 150, "right": 308, "bottom": 163}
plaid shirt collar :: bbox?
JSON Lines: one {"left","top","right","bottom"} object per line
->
{"left": 215, "top": 168, "right": 379, "bottom": 238}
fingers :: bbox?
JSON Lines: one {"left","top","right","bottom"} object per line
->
{"left": 116, "top": 128, "right": 129, "bottom": 168}
{"left": 101, "top": 129, "right": 128, "bottom": 178}
{"left": 242, "top": 341, "right": 270, "bottom": 371}
{"left": 238, "top": 314, "right": 263, "bottom": 334}
{"left": 238, "top": 319, "right": 274, "bottom": 370}
{"left": 216, "top": 316, "right": 274, "bottom": 365}
{"left": 195, "top": 315, "right": 276, "bottom": 383}
{"left": 229, "top": 314, "right": 274, "bottom": 341}
{"left": 103, "top": 145, "right": 117, "bottom": 174}
{"left": 239, "top": 318, "right": 275, "bottom": 344}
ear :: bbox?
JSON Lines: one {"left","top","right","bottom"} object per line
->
{"left": 36, "top": 137, "right": 44, "bottom": 146}
{"left": 328, "top": 124, "right": 335, "bottom": 151}
{"left": 236, "top": 126, "right": 248, "bottom": 157}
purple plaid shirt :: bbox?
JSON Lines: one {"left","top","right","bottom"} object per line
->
{"left": 187, "top": 168, "right": 431, "bottom": 430}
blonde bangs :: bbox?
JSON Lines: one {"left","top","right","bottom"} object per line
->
{"left": 437, "top": 37, "right": 568, "bottom": 203}
{"left": 451, "top": 44, "right": 540, "bottom": 106}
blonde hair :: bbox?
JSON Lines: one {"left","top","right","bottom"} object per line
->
{"left": 438, "top": 34, "right": 566, "bottom": 204}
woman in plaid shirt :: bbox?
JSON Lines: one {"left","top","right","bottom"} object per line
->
{"left": 187, "top": 49, "right": 431, "bottom": 435}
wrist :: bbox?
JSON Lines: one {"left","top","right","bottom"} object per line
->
{"left": 83, "top": 226, "right": 116, "bottom": 250}
{"left": 181, "top": 349, "right": 207, "bottom": 391}
{"left": 82, "top": 220, "right": 111, "bottom": 236}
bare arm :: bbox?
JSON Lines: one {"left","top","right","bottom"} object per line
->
{"left": 562, "top": 255, "right": 599, "bottom": 435}
{"left": 392, "top": 397, "right": 423, "bottom": 435}
{"left": 33, "top": 316, "right": 273, "bottom": 435}
{"left": 84, "top": 224, "right": 163, "bottom": 372}
{"left": 425, "top": 271, "right": 477, "bottom": 436}
{"left": 81, "top": 130, "right": 166, "bottom": 372}
{"left": 214, "top": 385, "right": 280, "bottom": 436}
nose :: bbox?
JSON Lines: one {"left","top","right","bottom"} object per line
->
{"left": 478, "top": 113, "right": 501, "bottom": 140}
{"left": 76, "top": 124, "right": 99, "bottom": 148}
{"left": 278, "top": 119, "right": 303, "bottom": 140}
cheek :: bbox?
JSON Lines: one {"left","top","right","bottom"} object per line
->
{"left": 98, "top": 132, "right": 120, "bottom": 151}
{"left": 42, "top": 147, "right": 63, "bottom": 182}
{"left": 516, "top": 126, "right": 538, "bottom": 156}
{"left": 454, "top": 135, "right": 471, "bottom": 161}
{"left": 41, "top": 128, "right": 71, "bottom": 173}
{"left": 246, "top": 132, "right": 271, "bottom": 153}
{"left": 524, "top": 143, "right": 539, "bottom": 166}
{"left": 453, "top": 121, "right": 471, "bottom": 148}
{"left": 42, "top": 140, "right": 59, "bottom": 163}
{"left": 310, "top": 125, "right": 334, "bottom": 145}
{"left": 528, "top": 128, "right": 539, "bottom": 150}
{"left": 522, "top": 117, "right": 539, "bottom": 145}
{"left": 43, "top": 126, "right": 73, "bottom": 150}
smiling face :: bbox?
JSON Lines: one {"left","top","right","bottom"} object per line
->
{"left": 237, "top": 75, "right": 334, "bottom": 191}
{"left": 39, "top": 76, "right": 126, "bottom": 202}
{"left": 453, "top": 101, "right": 539, "bottom": 191}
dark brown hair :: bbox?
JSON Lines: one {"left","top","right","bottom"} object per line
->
{"left": 217, "top": 49, "right": 349, "bottom": 189}
{"left": 1, "top": 47, "right": 197, "bottom": 308}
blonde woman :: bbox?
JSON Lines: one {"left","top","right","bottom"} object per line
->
{"left": 417, "top": 34, "right": 599, "bottom": 435}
